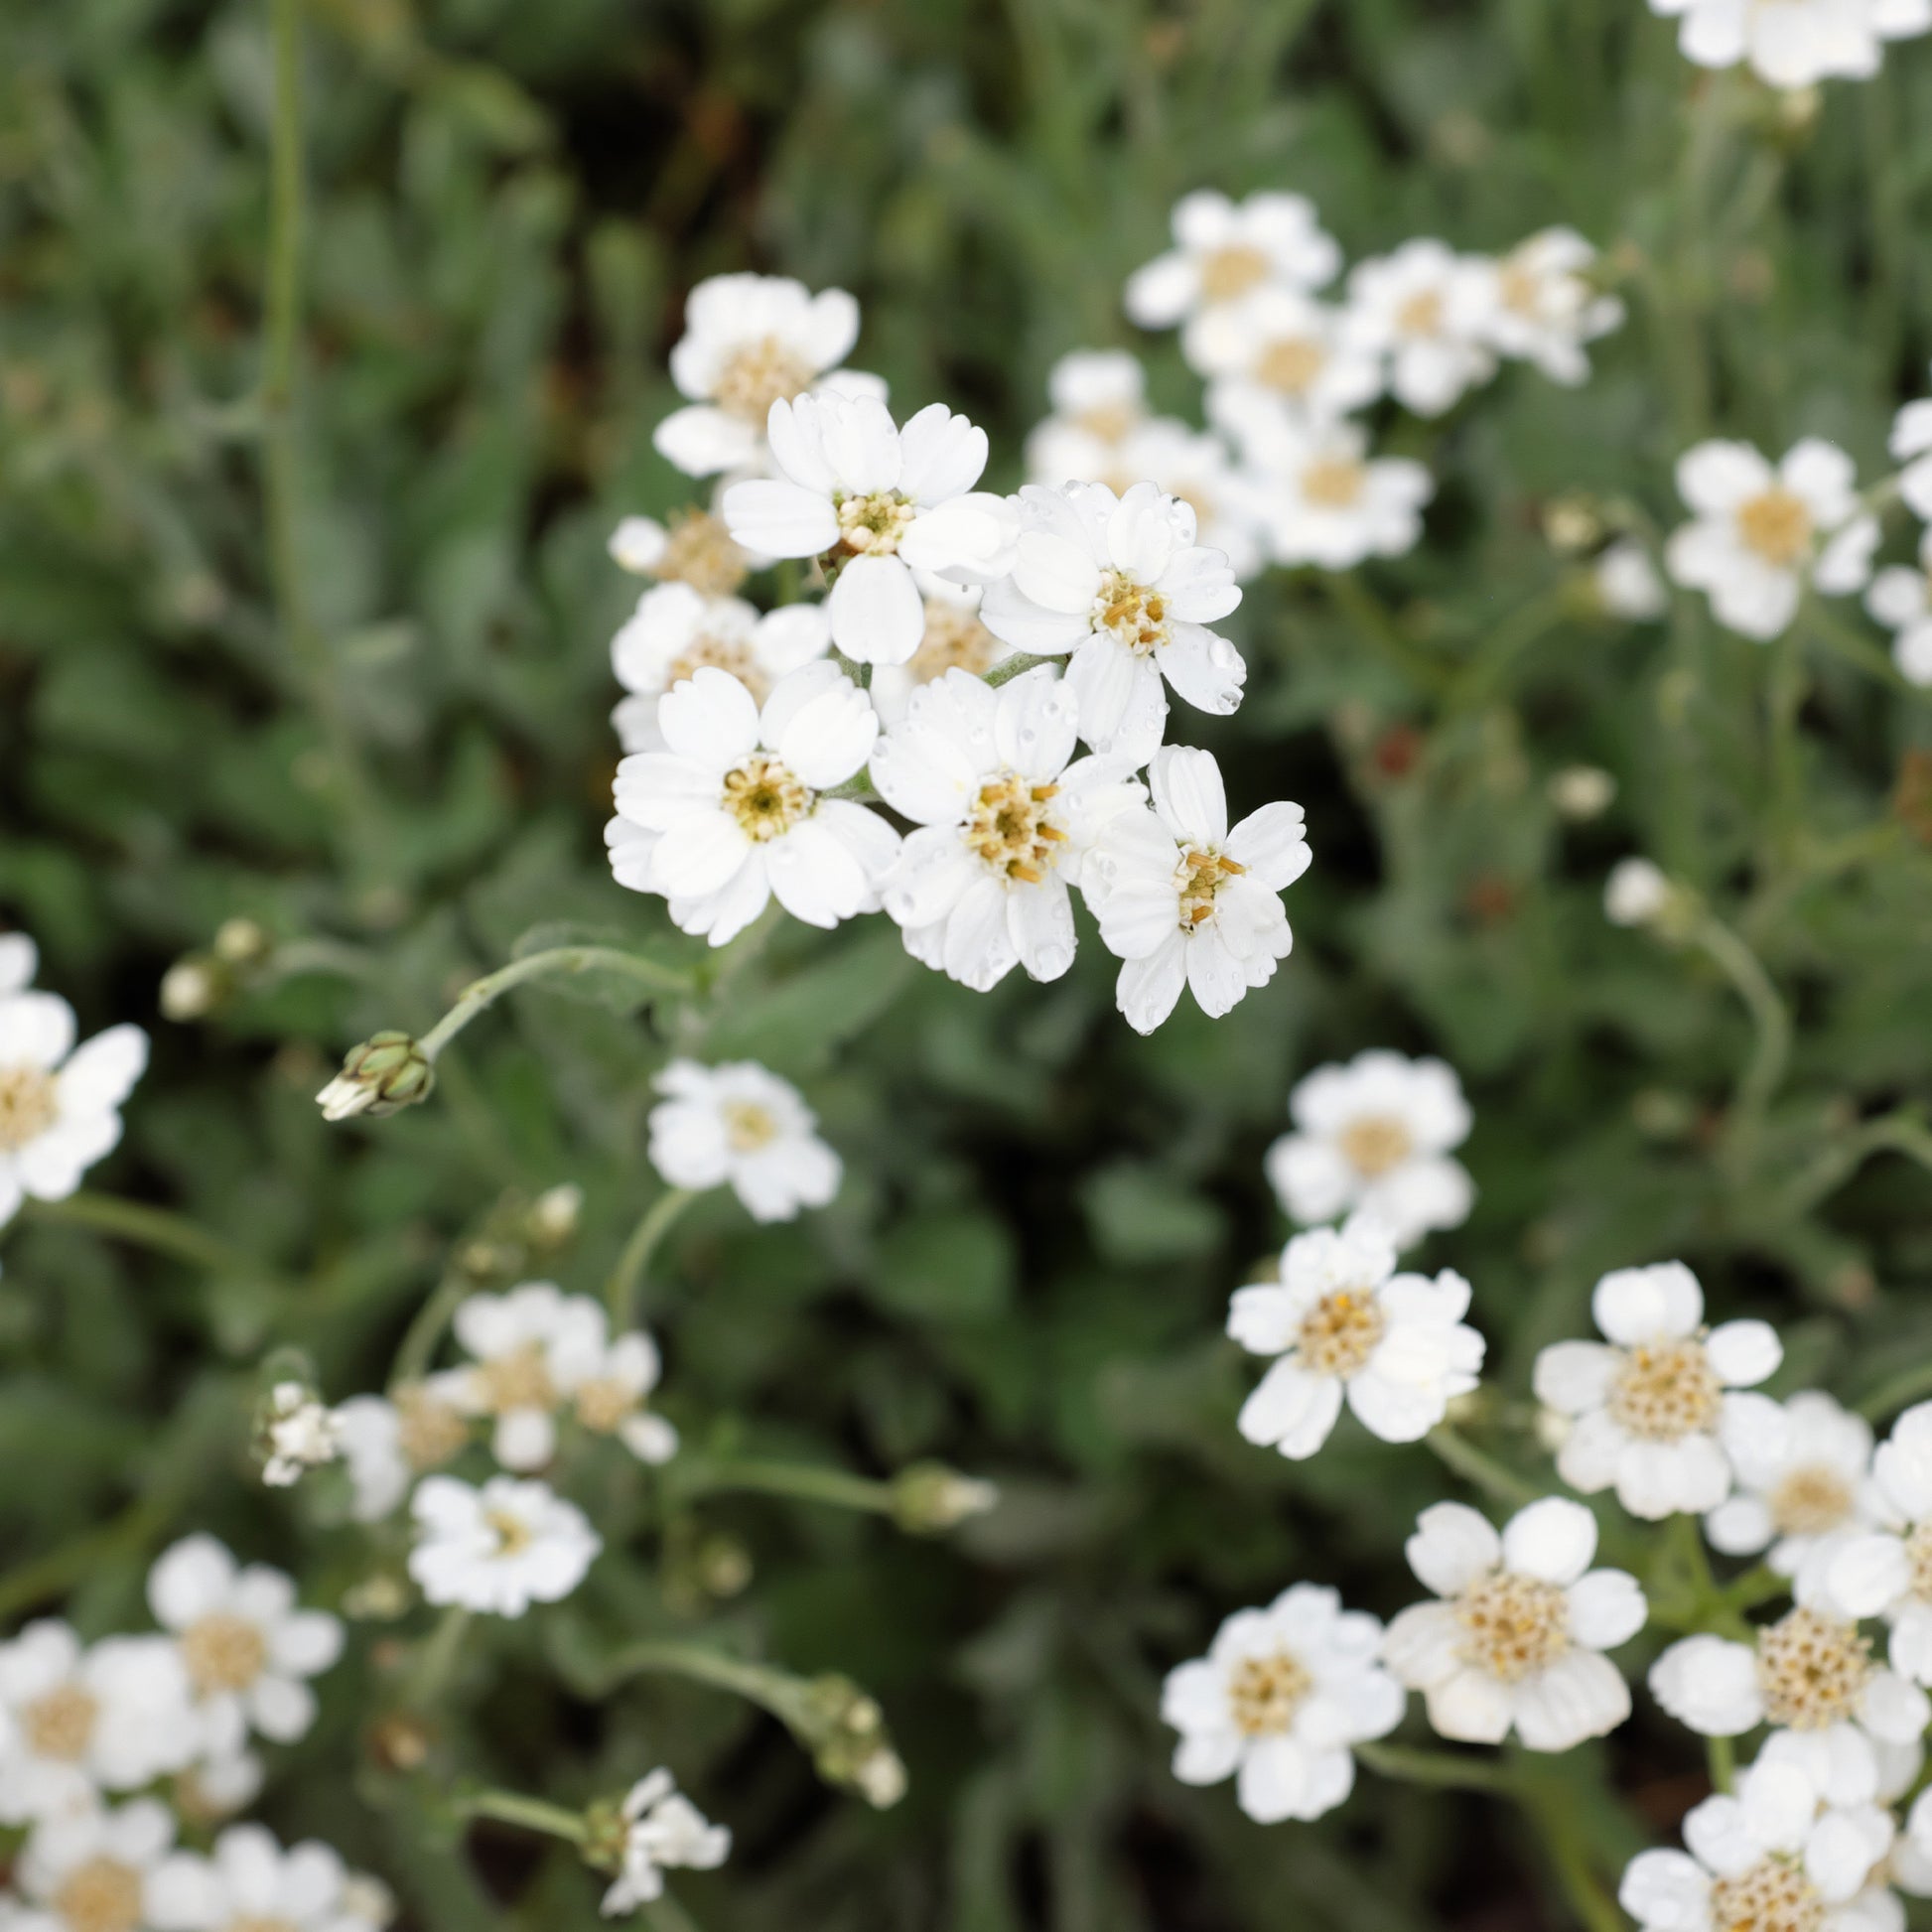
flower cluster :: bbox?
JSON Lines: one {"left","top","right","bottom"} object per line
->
{"left": 1647, "top": 0, "right": 1932, "bottom": 89}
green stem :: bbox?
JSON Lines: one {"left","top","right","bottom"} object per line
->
{"left": 671, "top": 1456, "right": 896, "bottom": 1516}
{"left": 0, "top": 1487, "right": 178, "bottom": 1621}
{"left": 1516, "top": 1773, "right": 1625, "bottom": 1932}
{"left": 21, "top": 1190, "right": 253, "bottom": 1275}
{"left": 457, "top": 1787, "right": 588, "bottom": 1844}
{"left": 390, "top": 1270, "right": 472, "bottom": 1388}
{"left": 408, "top": 1604, "right": 473, "bottom": 1709}
{"left": 1707, "top": 1733, "right": 1735, "bottom": 1795}
{"left": 644, "top": 1897, "right": 703, "bottom": 1932}
{"left": 583, "top": 1638, "right": 801, "bottom": 1725}
{"left": 418, "top": 947, "right": 698, "bottom": 1061}
{"left": 1356, "top": 1741, "right": 1515, "bottom": 1795}
{"left": 1426, "top": 1426, "right": 1544, "bottom": 1510}
{"left": 605, "top": 1189, "right": 696, "bottom": 1327}
{"left": 981, "top": 651, "right": 1060, "bottom": 689}
{"left": 1693, "top": 916, "right": 1791, "bottom": 1153}
{"left": 1320, "top": 572, "right": 1451, "bottom": 696}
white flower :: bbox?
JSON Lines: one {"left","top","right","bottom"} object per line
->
{"left": 1107, "top": 420, "right": 1267, "bottom": 582}
{"left": 978, "top": 480, "right": 1245, "bottom": 763}
{"left": 260, "top": 1383, "right": 343, "bottom": 1488}
{"left": 0, "top": 1622, "right": 198, "bottom": 1822}
{"left": 1892, "top": 392, "right": 1932, "bottom": 520}
{"left": 611, "top": 584, "right": 829, "bottom": 752}
{"left": 1595, "top": 539, "right": 1669, "bottom": 621}
{"left": 148, "top": 1826, "right": 388, "bottom": 1932}
{"left": 606, "top": 510, "right": 751, "bottom": 599}
{"left": 1228, "top": 1221, "right": 1484, "bottom": 1458}
{"left": 553, "top": 1327, "right": 680, "bottom": 1466}
{"left": 1619, "top": 1749, "right": 1897, "bottom": 1932}
{"left": 1647, "top": 0, "right": 1932, "bottom": 88}
{"left": 867, "top": 666, "right": 1144, "bottom": 991}
{"left": 607, "top": 663, "right": 896, "bottom": 944}
{"left": 652, "top": 273, "right": 867, "bottom": 479}
{"left": 174, "top": 1751, "right": 264, "bottom": 1825}
{"left": 331, "top": 1384, "right": 471, "bottom": 1521}
{"left": 1477, "top": 228, "right": 1623, "bottom": 385}
{"left": 1264, "top": 1049, "right": 1474, "bottom": 1251}
{"left": 1666, "top": 439, "right": 1879, "bottom": 640}
{"left": 1706, "top": 1392, "right": 1881, "bottom": 1578}
{"left": 867, "top": 577, "right": 1016, "bottom": 726}
{"left": 1160, "top": 1585, "right": 1404, "bottom": 1824}
{"left": 0, "top": 955, "right": 147, "bottom": 1227}
{"left": 1343, "top": 241, "right": 1497, "bottom": 417}
{"left": 1384, "top": 1496, "right": 1646, "bottom": 1750}
{"left": 1186, "top": 286, "right": 1383, "bottom": 424}
{"left": 647, "top": 1058, "right": 841, "bottom": 1222}
{"left": 1815, "top": 1401, "right": 1932, "bottom": 1683}
{"left": 1864, "top": 530, "right": 1932, "bottom": 687}
{"left": 1084, "top": 747, "right": 1311, "bottom": 1032}
{"left": 598, "top": 1770, "right": 732, "bottom": 1915}
{"left": 1605, "top": 856, "right": 1674, "bottom": 927}
{"left": 1024, "top": 350, "right": 1149, "bottom": 486}
{"left": 1231, "top": 412, "right": 1434, "bottom": 570}
{"left": 722, "top": 394, "right": 1014, "bottom": 663}
{"left": 1, "top": 1798, "right": 176, "bottom": 1932}
{"left": 147, "top": 1535, "right": 344, "bottom": 1758}
{"left": 1126, "top": 191, "right": 1342, "bottom": 329}
{"left": 444, "top": 1282, "right": 610, "bottom": 1471}
{"left": 408, "top": 1473, "right": 601, "bottom": 1615}
{"left": 1532, "top": 1262, "right": 1783, "bottom": 1520}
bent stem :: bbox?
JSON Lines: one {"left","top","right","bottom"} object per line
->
{"left": 1692, "top": 916, "right": 1790, "bottom": 1161}
{"left": 407, "top": 1604, "right": 473, "bottom": 1709}
{"left": 982, "top": 651, "right": 1060, "bottom": 688}
{"left": 1356, "top": 1741, "right": 1516, "bottom": 1795}
{"left": 606, "top": 1188, "right": 696, "bottom": 1327}
{"left": 418, "top": 947, "right": 699, "bottom": 1062}
{"left": 390, "top": 1269, "right": 473, "bottom": 1389}
{"left": 583, "top": 1638, "right": 801, "bottom": 1725}
{"left": 1426, "top": 1425, "right": 1543, "bottom": 1510}
{"left": 457, "top": 1787, "right": 588, "bottom": 1844}
{"left": 1514, "top": 1768, "right": 1624, "bottom": 1932}
{"left": 22, "top": 1190, "right": 254, "bottom": 1276}
{"left": 670, "top": 1456, "right": 895, "bottom": 1517}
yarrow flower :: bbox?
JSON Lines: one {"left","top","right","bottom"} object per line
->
{"left": 1664, "top": 439, "right": 1878, "bottom": 641}
{"left": 1264, "top": 1049, "right": 1475, "bottom": 1251}
{"left": 1820, "top": 1400, "right": 1932, "bottom": 1684}
{"left": 258, "top": 1382, "right": 342, "bottom": 1488}
{"left": 1532, "top": 1261, "right": 1783, "bottom": 1520}
{"left": 1228, "top": 411, "right": 1434, "bottom": 571}
{"left": 867, "top": 577, "right": 1015, "bottom": 724}
{"left": 443, "top": 1282, "right": 610, "bottom": 1471}
{"left": 1160, "top": 1585, "right": 1404, "bottom": 1824}
{"left": 1125, "top": 190, "right": 1342, "bottom": 329}
{"left": 1594, "top": 538, "right": 1669, "bottom": 621}
{"left": 607, "top": 510, "right": 751, "bottom": 600}
{"left": 1023, "top": 349, "right": 1150, "bottom": 486}
{"left": 1646, "top": 0, "right": 1932, "bottom": 89}
{"left": 557, "top": 1326, "right": 680, "bottom": 1467}
{"left": 1893, "top": 387, "right": 1932, "bottom": 520}
{"left": 408, "top": 1473, "right": 602, "bottom": 1616}
{"left": 1705, "top": 1391, "right": 1881, "bottom": 1580}
{"left": 1185, "top": 286, "right": 1383, "bottom": 426}
{"left": 147, "top": 1825, "right": 390, "bottom": 1932}
{"left": 647, "top": 1057, "right": 842, "bottom": 1222}
{"left": 1475, "top": 228, "right": 1624, "bottom": 386}
{"left": 1084, "top": 747, "right": 1311, "bottom": 1032}
{"left": 1227, "top": 1221, "right": 1484, "bottom": 1458}
{"left": 331, "top": 1384, "right": 471, "bottom": 1522}
{"left": 1864, "top": 529, "right": 1932, "bottom": 687}
{"left": 4, "top": 1798, "right": 177, "bottom": 1932}
{"left": 1384, "top": 1497, "right": 1646, "bottom": 1750}
{"left": 598, "top": 1770, "right": 732, "bottom": 1915}
{"left": 1343, "top": 240, "right": 1496, "bottom": 418}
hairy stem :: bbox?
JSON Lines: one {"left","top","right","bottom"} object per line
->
{"left": 22, "top": 1190, "right": 253, "bottom": 1276}
{"left": 606, "top": 1188, "right": 696, "bottom": 1327}
{"left": 670, "top": 1456, "right": 896, "bottom": 1516}
{"left": 457, "top": 1787, "right": 588, "bottom": 1844}
{"left": 418, "top": 947, "right": 698, "bottom": 1061}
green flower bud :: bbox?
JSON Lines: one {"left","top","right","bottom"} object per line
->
{"left": 317, "top": 1032, "right": 435, "bottom": 1122}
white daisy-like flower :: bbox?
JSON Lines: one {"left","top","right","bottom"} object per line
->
{"left": 606, "top": 510, "right": 751, "bottom": 600}
{"left": 1594, "top": 539, "right": 1670, "bottom": 621}
{"left": 1188, "top": 287, "right": 1383, "bottom": 425}
{"left": 1864, "top": 530, "right": 1932, "bottom": 687}
{"left": 867, "top": 666, "right": 1144, "bottom": 991}
{"left": 1665, "top": 439, "right": 1879, "bottom": 641}
{"left": 1384, "top": 1496, "right": 1646, "bottom": 1750}
{"left": 651, "top": 273, "right": 866, "bottom": 480}
{"left": 867, "top": 577, "right": 1016, "bottom": 726}
{"left": 611, "top": 584, "right": 829, "bottom": 753}
{"left": 1126, "top": 191, "right": 1342, "bottom": 329}
{"left": 0, "top": 1622, "right": 198, "bottom": 1822}
{"left": 1106, "top": 419, "right": 1267, "bottom": 583}
{"left": 1231, "top": 412, "right": 1434, "bottom": 571}
{"left": 1814, "top": 1401, "right": 1932, "bottom": 1684}
{"left": 0, "top": 1797, "right": 176, "bottom": 1932}
{"left": 0, "top": 944, "right": 148, "bottom": 1227}
{"left": 1532, "top": 1261, "right": 1783, "bottom": 1521}
{"left": 331, "top": 1384, "right": 471, "bottom": 1522}
{"left": 1892, "top": 391, "right": 1932, "bottom": 520}
{"left": 444, "top": 1282, "right": 610, "bottom": 1472}
{"left": 1619, "top": 1747, "right": 1898, "bottom": 1932}
{"left": 1706, "top": 1392, "right": 1881, "bottom": 1579}
{"left": 607, "top": 662, "right": 897, "bottom": 945}
{"left": 148, "top": 1826, "right": 387, "bottom": 1932}
{"left": 1084, "top": 747, "right": 1311, "bottom": 1032}
{"left": 407, "top": 1473, "right": 601, "bottom": 1615}
{"left": 1604, "top": 856, "right": 1674, "bottom": 927}
{"left": 1160, "top": 1585, "right": 1404, "bottom": 1824}
{"left": 1477, "top": 228, "right": 1624, "bottom": 386}
{"left": 1646, "top": 0, "right": 1932, "bottom": 89}
{"left": 552, "top": 1326, "right": 680, "bottom": 1467}
{"left": 174, "top": 1751, "right": 264, "bottom": 1826}
{"left": 1264, "top": 1049, "right": 1474, "bottom": 1252}
{"left": 647, "top": 1057, "right": 841, "bottom": 1222}
{"left": 598, "top": 1770, "right": 732, "bottom": 1915}
{"left": 1024, "top": 350, "right": 1149, "bottom": 487}
{"left": 978, "top": 480, "right": 1245, "bottom": 764}
{"left": 146, "top": 1535, "right": 344, "bottom": 1759}
{"left": 721, "top": 394, "right": 1014, "bottom": 663}
{"left": 1343, "top": 241, "right": 1497, "bottom": 418}
{"left": 1227, "top": 1220, "right": 1485, "bottom": 1458}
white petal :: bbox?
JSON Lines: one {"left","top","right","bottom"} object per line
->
{"left": 1500, "top": 1496, "right": 1597, "bottom": 1587}
{"left": 1406, "top": 1502, "right": 1501, "bottom": 1596}
{"left": 722, "top": 478, "right": 839, "bottom": 558}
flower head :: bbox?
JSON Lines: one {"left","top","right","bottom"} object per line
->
{"left": 867, "top": 577, "right": 1016, "bottom": 725}
{"left": 257, "top": 1383, "right": 342, "bottom": 1489}
{"left": 1864, "top": 529, "right": 1932, "bottom": 688}
{"left": 1594, "top": 539, "right": 1669, "bottom": 621}
{"left": 1024, "top": 350, "right": 1150, "bottom": 486}
{"left": 1820, "top": 1400, "right": 1932, "bottom": 1685}
{"left": 555, "top": 1328, "right": 679, "bottom": 1467}
{"left": 1126, "top": 191, "right": 1342, "bottom": 329}
{"left": 407, "top": 1473, "right": 601, "bottom": 1616}
{"left": 598, "top": 1770, "right": 731, "bottom": 1915}
{"left": 331, "top": 1384, "right": 470, "bottom": 1522}
{"left": 147, "top": 1825, "right": 389, "bottom": 1932}
{"left": 1646, "top": 0, "right": 1931, "bottom": 89}
{"left": 647, "top": 1058, "right": 841, "bottom": 1222}
{"left": 1186, "top": 286, "right": 1383, "bottom": 426}
{"left": 1892, "top": 391, "right": 1932, "bottom": 520}
{"left": 607, "top": 510, "right": 751, "bottom": 599}
{"left": 1476, "top": 228, "right": 1623, "bottom": 385}
{"left": 1229, "top": 411, "right": 1434, "bottom": 570}
{"left": 1706, "top": 1392, "right": 1882, "bottom": 1579}
{"left": 1604, "top": 857, "right": 1675, "bottom": 928}
{"left": 1343, "top": 240, "right": 1497, "bottom": 417}
{"left": 445, "top": 1282, "right": 611, "bottom": 1471}
{"left": 6, "top": 1798, "right": 176, "bottom": 1932}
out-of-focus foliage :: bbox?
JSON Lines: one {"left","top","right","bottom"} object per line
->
{"left": 4, "top": 1, "right": 1932, "bottom": 1927}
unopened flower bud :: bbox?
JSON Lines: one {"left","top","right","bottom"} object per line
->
{"left": 213, "top": 917, "right": 273, "bottom": 966}
{"left": 799, "top": 1673, "right": 904, "bottom": 1805}
{"left": 851, "top": 1746, "right": 907, "bottom": 1809}
{"left": 1603, "top": 858, "right": 1672, "bottom": 929}
{"left": 1542, "top": 496, "right": 1602, "bottom": 555}
{"left": 317, "top": 1032, "right": 435, "bottom": 1122}
{"left": 1548, "top": 765, "right": 1616, "bottom": 821}
{"left": 161, "top": 956, "right": 226, "bottom": 1022}
{"left": 341, "top": 1877, "right": 396, "bottom": 1930}
{"left": 891, "top": 1462, "right": 999, "bottom": 1534}
{"left": 1533, "top": 1405, "right": 1573, "bottom": 1453}
{"left": 528, "top": 1183, "right": 584, "bottom": 1247}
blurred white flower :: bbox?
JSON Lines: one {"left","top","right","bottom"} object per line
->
{"left": 408, "top": 1474, "right": 601, "bottom": 1615}
{"left": 1384, "top": 1497, "right": 1645, "bottom": 1750}
{"left": 1107, "top": 419, "right": 1267, "bottom": 582}
{"left": 1820, "top": 1401, "right": 1932, "bottom": 1684}
{"left": 1892, "top": 393, "right": 1932, "bottom": 519}
{"left": 1160, "top": 1585, "right": 1404, "bottom": 1824}
{"left": 868, "top": 578, "right": 1016, "bottom": 725}
{"left": 1646, "top": 0, "right": 1932, "bottom": 89}
{"left": 259, "top": 1383, "right": 342, "bottom": 1488}
{"left": 1264, "top": 1049, "right": 1474, "bottom": 1251}
{"left": 1865, "top": 530, "right": 1932, "bottom": 686}
{"left": 648, "top": 1058, "right": 841, "bottom": 1222}
{"left": 4, "top": 1797, "right": 176, "bottom": 1932}
{"left": 1227, "top": 1221, "right": 1484, "bottom": 1458}
{"left": 1548, "top": 765, "right": 1617, "bottom": 819}
{"left": 1594, "top": 539, "right": 1669, "bottom": 621}
{"left": 1126, "top": 191, "right": 1341, "bottom": 329}
{"left": 868, "top": 666, "right": 1143, "bottom": 990}
{"left": 606, "top": 511, "right": 751, "bottom": 600}
{"left": 1533, "top": 1261, "right": 1782, "bottom": 1520}
{"left": 1186, "top": 286, "right": 1383, "bottom": 425}
{"left": 173, "top": 1750, "right": 263, "bottom": 1825}
{"left": 1665, "top": 439, "right": 1878, "bottom": 640}
{"left": 445, "top": 1282, "right": 609, "bottom": 1471}
{"left": 608, "top": 663, "right": 897, "bottom": 945}
{"left": 149, "top": 1826, "right": 388, "bottom": 1932}
{"left": 147, "top": 1535, "right": 344, "bottom": 1760}
{"left": 722, "top": 394, "right": 1013, "bottom": 662}
{"left": 1705, "top": 1391, "right": 1881, "bottom": 1579}
{"left": 1344, "top": 240, "right": 1497, "bottom": 417}
{"left": 1231, "top": 411, "right": 1434, "bottom": 570}
{"left": 598, "top": 1770, "right": 732, "bottom": 1915}
{"left": 1477, "top": 228, "right": 1624, "bottom": 385}
{"left": 556, "top": 1328, "right": 680, "bottom": 1466}
{"left": 1604, "top": 856, "right": 1672, "bottom": 927}
{"left": 1084, "top": 747, "right": 1311, "bottom": 1032}
{"left": 1024, "top": 350, "right": 1149, "bottom": 485}
{"left": 979, "top": 480, "right": 1244, "bottom": 764}
{"left": 331, "top": 1384, "right": 470, "bottom": 1522}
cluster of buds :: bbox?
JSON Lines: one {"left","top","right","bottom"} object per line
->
{"left": 160, "top": 917, "right": 277, "bottom": 1022}
{"left": 317, "top": 1032, "right": 436, "bottom": 1121}
{"left": 890, "top": 1461, "right": 1000, "bottom": 1535}
{"left": 795, "top": 1674, "right": 907, "bottom": 1808}
{"left": 255, "top": 1377, "right": 343, "bottom": 1487}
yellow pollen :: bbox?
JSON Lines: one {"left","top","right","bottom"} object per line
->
{"left": 656, "top": 510, "right": 750, "bottom": 598}
{"left": 1396, "top": 289, "right": 1447, "bottom": 338}
{"left": 472, "top": 1341, "right": 558, "bottom": 1418}
{"left": 964, "top": 773, "right": 1068, "bottom": 885}
{"left": 1756, "top": 1607, "right": 1870, "bottom": 1729}
{"left": 574, "top": 1377, "right": 638, "bottom": 1434}
{"left": 484, "top": 1507, "right": 534, "bottom": 1558}
{"left": 1072, "top": 401, "right": 1138, "bottom": 444}
{"left": 1301, "top": 457, "right": 1368, "bottom": 509}
{"left": 664, "top": 632, "right": 768, "bottom": 702}
{"left": 723, "top": 1099, "right": 779, "bottom": 1153}
{"left": 1768, "top": 1465, "right": 1856, "bottom": 1539}
{"left": 1094, "top": 569, "right": 1171, "bottom": 653}
{"left": 722, "top": 754, "right": 812, "bottom": 842}
{"left": 907, "top": 602, "right": 1000, "bottom": 682}
{"left": 180, "top": 1612, "right": 268, "bottom": 1696}
{"left": 1297, "top": 1287, "right": 1388, "bottom": 1378}
{"left": 394, "top": 1384, "right": 470, "bottom": 1469}
{"left": 1175, "top": 846, "right": 1246, "bottom": 930}
{"left": 1456, "top": 1571, "right": 1572, "bottom": 1683}
{"left": 1907, "top": 1520, "right": 1932, "bottom": 1602}
{"left": 712, "top": 336, "right": 817, "bottom": 422}
{"left": 22, "top": 1682, "right": 98, "bottom": 1760}
{"left": 0, "top": 1063, "right": 59, "bottom": 1153}
{"left": 1226, "top": 1648, "right": 1314, "bottom": 1735}
{"left": 1736, "top": 488, "right": 1814, "bottom": 568}
{"left": 835, "top": 490, "right": 915, "bottom": 557}
{"left": 1606, "top": 1338, "right": 1723, "bottom": 1443}
{"left": 1256, "top": 336, "right": 1328, "bottom": 395}
{"left": 53, "top": 1859, "right": 145, "bottom": 1932}
{"left": 1198, "top": 244, "right": 1273, "bottom": 305}
{"left": 1498, "top": 260, "right": 1543, "bottom": 318}
{"left": 1707, "top": 1858, "right": 1826, "bottom": 1932}
{"left": 1337, "top": 1114, "right": 1415, "bottom": 1179}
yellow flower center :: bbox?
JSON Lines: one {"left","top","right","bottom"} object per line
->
{"left": 472, "top": 1341, "right": 558, "bottom": 1418}
{"left": 835, "top": 491, "right": 915, "bottom": 557}
{"left": 484, "top": 1507, "right": 534, "bottom": 1558}
{"left": 664, "top": 632, "right": 768, "bottom": 703}
{"left": 1198, "top": 243, "right": 1273, "bottom": 304}
{"left": 1296, "top": 1288, "right": 1388, "bottom": 1378}
{"left": 907, "top": 601, "right": 1000, "bottom": 682}
{"left": 1301, "top": 456, "right": 1368, "bottom": 509}
{"left": 22, "top": 1682, "right": 97, "bottom": 1760}
{"left": 1072, "top": 400, "right": 1138, "bottom": 443}
{"left": 712, "top": 336, "right": 817, "bottom": 422}
{"left": 1337, "top": 1113, "right": 1415, "bottom": 1178}
{"left": 722, "top": 754, "right": 812, "bottom": 842}
{"left": 1707, "top": 1858, "right": 1826, "bottom": 1932}
{"left": 1094, "top": 570, "right": 1172, "bottom": 653}
{"left": 722, "top": 1099, "right": 779, "bottom": 1152}
{"left": 1606, "top": 1338, "right": 1723, "bottom": 1443}
{"left": 1396, "top": 289, "right": 1447, "bottom": 338}
{"left": 180, "top": 1612, "right": 268, "bottom": 1696}
{"left": 54, "top": 1859, "right": 146, "bottom": 1932}
{"left": 394, "top": 1384, "right": 470, "bottom": 1469}
{"left": 963, "top": 773, "right": 1068, "bottom": 887}
{"left": 1456, "top": 1571, "right": 1572, "bottom": 1683}
{"left": 1736, "top": 488, "right": 1814, "bottom": 568}
{"left": 1226, "top": 1648, "right": 1314, "bottom": 1735}
{"left": 1907, "top": 1519, "right": 1932, "bottom": 1602}
{"left": 1768, "top": 1464, "right": 1856, "bottom": 1539}
{"left": 1256, "top": 336, "right": 1328, "bottom": 395}
{"left": 575, "top": 1377, "right": 639, "bottom": 1435}
{"left": 0, "top": 1062, "right": 59, "bottom": 1153}
{"left": 1756, "top": 1607, "right": 1870, "bottom": 1729}
{"left": 657, "top": 510, "right": 750, "bottom": 599}
{"left": 1498, "top": 259, "right": 1544, "bottom": 319}
{"left": 1175, "top": 846, "right": 1246, "bottom": 929}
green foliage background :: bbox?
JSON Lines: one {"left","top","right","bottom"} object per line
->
{"left": 5, "top": 1, "right": 1932, "bottom": 1927}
